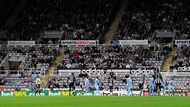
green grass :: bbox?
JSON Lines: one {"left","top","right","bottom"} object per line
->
{"left": 0, "top": 96, "right": 189, "bottom": 107}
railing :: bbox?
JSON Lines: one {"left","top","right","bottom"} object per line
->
{"left": 166, "top": 72, "right": 190, "bottom": 76}
{"left": 0, "top": 69, "right": 46, "bottom": 77}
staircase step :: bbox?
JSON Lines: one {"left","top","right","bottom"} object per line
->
{"left": 161, "top": 50, "right": 176, "bottom": 72}
{"left": 41, "top": 49, "right": 64, "bottom": 86}
{"left": 104, "top": 0, "right": 128, "bottom": 44}
{"left": 161, "top": 50, "right": 176, "bottom": 80}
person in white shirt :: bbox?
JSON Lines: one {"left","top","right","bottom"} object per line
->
{"left": 66, "top": 63, "right": 72, "bottom": 68}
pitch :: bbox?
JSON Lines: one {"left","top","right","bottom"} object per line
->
{"left": 0, "top": 96, "right": 189, "bottom": 107}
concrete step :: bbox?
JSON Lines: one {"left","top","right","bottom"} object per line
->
{"left": 161, "top": 50, "right": 176, "bottom": 72}
{"left": 160, "top": 49, "right": 176, "bottom": 80}
{"left": 104, "top": 0, "right": 128, "bottom": 44}
{"left": 41, "top": 49, "right": 64, "bottom": 86}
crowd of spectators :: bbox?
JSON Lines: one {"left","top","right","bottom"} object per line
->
{"left": 114, "top": 0, "right": 190, "bottom": 41}
{"left": 47, "top": 71, "right": 122, "bottom": 90}
{"left": 1, "top": 0, "right": 190, "bottom": 91}
{"left": 166, "top": 76, "right": 190, "bottom": 90}
{"left": 0, "top": 45, "right": 58, "bottom": 88}
{"left": 57, "top": 45, "right": 169, "bottom": 69}
{"left": 0, "top": 0, "right": 20, "bottom": 28}
{"left": 47, "top": 69, "right": 161, "bottom": 91}
{"left": 6, "top": 0, "right": 120, "bottom": 43}
{"left": 173, "top": 46, "right": 190, "bottom": 67}
{"left": 24, "top": 46, "right": 58, "bottom": 73}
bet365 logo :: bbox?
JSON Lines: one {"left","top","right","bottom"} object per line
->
{"left": 13, "top": 91, "right": 27, "bottom": 96}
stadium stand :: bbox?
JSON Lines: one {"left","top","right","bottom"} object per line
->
{"left": 57, "top": 45, "right": 168, "bottom": 69}
{"left": 0, "top": 0, "right": 190, "bottom": 94}
{"left": 47, "top": 68, "right": 154, "bottom": 90}
{"left": 44, "top": 44, "right": 169, "bottom": 90}
{"left": 0, "top": 0, "right": 20, "bottom": 28}
{"left": 0, "top": 45, "right": 58, "bottom": 89}
{"left": 172, "top": 46, "right": 190, "bottom": 67}
{"left": 113, "top": 0, "right": 190, "bottom": 42}
{"left": 5, "top": 0, "right": 120, "bottom": 43}
{"left": 167, "top": 46, "right": 190, "bottom": 90}
{"left": 166, "top": 72, "right": 190, "bottom": 90}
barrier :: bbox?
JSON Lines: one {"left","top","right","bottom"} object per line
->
{"left": 8, "top": 41, "right": 35, "bottom": 46}
{"left": 187, "top": 92, "right": 190, "bottom": 96}
{"left": 58, "top": 69, "right": 155, "bottom": 75}
{"left": 99, "top": 91, "right": 141, "bottom": 96}
{"left": 143, "top": 90, "right": 190, "bottom": 96}
{"left": 0, "top": 90, "right": 94, "bottom": 96}
{"left": 0, "top": 90, "right": 189, "bottom": 96}
{"left": 60, "top": 40, "right": 99, "bottom": 45}
{"left": 175, "top": 40, "right": 190, "bottom": 46}
{"left": 177, "top": 66, "right": 190, "bottom": 72}
{"left": 112, "top": 40, "right": 148, "bottom": 45}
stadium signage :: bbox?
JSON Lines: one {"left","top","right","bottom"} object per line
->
{"left": 8, "top": 41, "right": 35, "bottom": 46}
{"left": 0, "top": 87, "right": 15, "bottom": 91}
{"left": 75, "top": 91, "right": 94, "bottom": 96}
{"left": 60, "top": 40, "right": 98, "bottom": 45}
{"left": 143, "top": 92, "right": 149, "bottom": 96}
{"left": 119, "top": 40, "right": 148, "bottom": 45}
{"left": 0, "top": 90, "right": 189, "bottom": 96}
{"left": 14, "top": 91, "right": 27, "bottom": 96}
{"left": 48, "top": 91, "right": 61, "bottom": 96}
{"left": 143, "top": 90, "right": 189, "bottom": 96}
{"left": 1, "top": 91, "right": 14, "bottom": 96}
{"left": 74, "top": 40, "right": 89, "bottom": 45}
{"left": 58, "top": 69, "right": 155, "bottom": 75}
{"left": 177, "top": 66, "right": 190, "bottom": 72}
{"left": 61, "top": 91, "right": 73, "bottom": 96}
{"left": 99, "top": 91, "right": 141, "bottom": 96}
{"left": 187, "top": 92, "right": 190, "bottom": 96}
{"left": 130, "top": 69, "right": 154, "bottom": 75}
{"left": 155, "top": 30, "right": 175, "bottom": 38}
{"left": 0, "top": 90, "right": 94, "bottom": 96}
{"left": 28, "top": 91, "right": 47, "bottom": 96}
{"left": 48, "top": 90, "right": 73, "bottom": 96}
{"left": 175, "top": 40, "right": 190, "bottom": 46}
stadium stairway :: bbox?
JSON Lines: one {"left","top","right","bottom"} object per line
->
{"left": 41, "top": 48, "right": 64, "bottom": 87}
{"left": 104, "top": 0, "right": 128, "bottom": 44}
{"left": 160, "top": 50, "right": 176, "bottom": 79}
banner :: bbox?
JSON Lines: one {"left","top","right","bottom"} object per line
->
{"left": 8, "top": 41, "right": 35, "bottom": 46}
{"left": 48, "top": 90, "right": 71, "bottom": 96}
{"left": 60, "top": 40, "right": 98, "bottom": 45}
{"left": 187, "top": 92, "right": 190, "bottom": 96}
{"left": 112, "top": 40, "right": 119, "bottom": 45}
{"left": 43, "top": 31, "right": 63, "bottom": 39}
{"left": 99, "top": 91, "right": 141, "bottom": 96}
{"left": 175, "top": 40, "right": 190, "bottom": 46}
{"left": 155, "top": 30, "right": 175, "bottom": 38}
{"left": 143, "top": 91, "right": 149, "bottom": 96}
{"left": 0, "top": 90, "right": 48, "bottom": 96}
{"left": 0, "top": 90, "right": 189, "bottom": 96}
{"left": 0, "top": 87, "right": 15, "bottom": 91}
{"left": 119, "top": 40, "right": 148, "bottom": 45}
{"left": 1, "top": 91, "right": 14, "bottom": 96}
{"left": 74, "top": 90, "right": 94, "bottom": 96}
{"left": 27, "top": 90, "right": 48, "bottom": 96}
{"left": 58, "top": 68, "right": 155, "bottom": 75}
{"left": 165, "top": 90, "right": 188, "bottom": 96}
{"left": 143, "top": 90, "right": 190, "bottom": 96}
{"left": 177, "top": 66, "right": 190, "bottom": 72}
{"left": 0, "top": 90, "right": 94, "bottom": 96}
